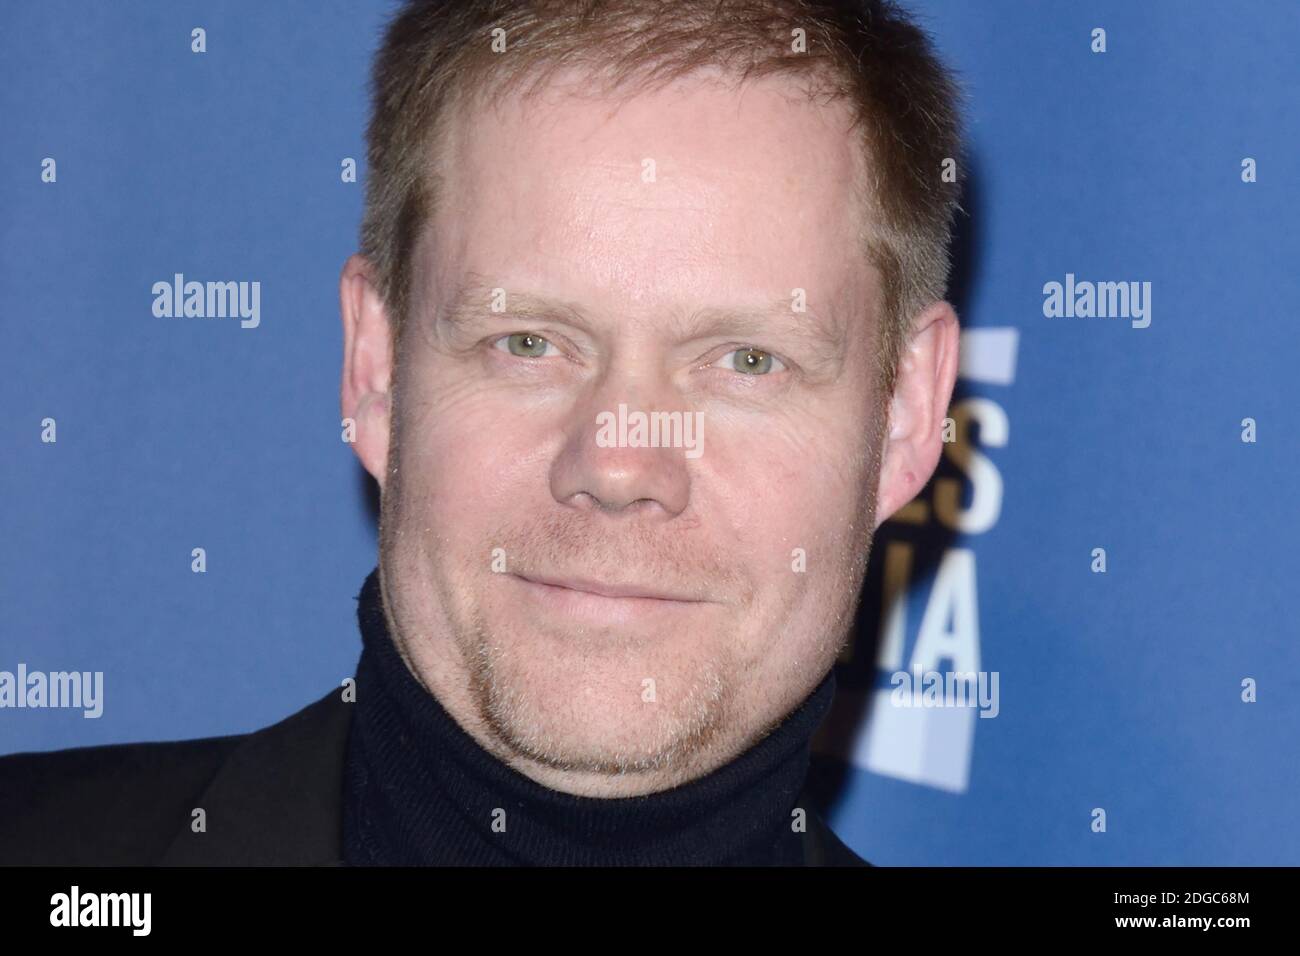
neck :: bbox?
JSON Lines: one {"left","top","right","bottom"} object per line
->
{"left": 342, "top": 566, "right": 836, "bottom": 866}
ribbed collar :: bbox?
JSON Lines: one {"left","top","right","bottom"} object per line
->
{"left": 342, "top": 566, "right": 836, "bottom": 866}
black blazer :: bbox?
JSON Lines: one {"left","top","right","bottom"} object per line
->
{"left": 0, "top": 688, "right": 870, "bottom": 866}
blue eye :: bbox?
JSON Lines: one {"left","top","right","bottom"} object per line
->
{"left": 494, "top": 333, "right": 558, "bottom": 358}
{"left": 718, "top": 347, "right": 786, "bottom": 375}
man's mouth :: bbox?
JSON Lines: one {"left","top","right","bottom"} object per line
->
{"left": 515, "top": 572, "right": 704, "bottom": 603}
{"left": 508, "top": 572, "right": 711, "bottom": 624}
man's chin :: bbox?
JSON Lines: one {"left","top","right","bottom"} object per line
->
{"left": 467, "top": 647, "right": 734, "bottom": 778}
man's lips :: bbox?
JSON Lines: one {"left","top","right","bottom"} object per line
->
{"left": 513, "top": 572, "right": 706, "bottom": 604}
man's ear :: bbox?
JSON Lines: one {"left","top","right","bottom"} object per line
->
{"left": 339, "top": 253, "right": 394, "bottom": 492}
{"left": 874, "top": 300, "right": 961, "bottom": 528}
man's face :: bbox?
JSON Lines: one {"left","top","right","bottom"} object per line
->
{"left": 374, "top": 71, "right": 888, "bottom": 797}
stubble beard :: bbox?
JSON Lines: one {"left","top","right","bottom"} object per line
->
{"left": 376, "top": 446, "right": 741, "bottom": 782}
{"left": 372, "top": 377, "right": 888, "bottom": 785}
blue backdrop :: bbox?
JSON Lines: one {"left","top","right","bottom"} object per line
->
{"left": 3, "top": 0, "right": 1297, "bottom": 865}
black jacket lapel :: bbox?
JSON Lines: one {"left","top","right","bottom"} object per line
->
{"left": 158, "top": 689, "right": 352, "bottom": 866}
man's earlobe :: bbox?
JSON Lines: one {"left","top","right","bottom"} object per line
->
{"left": 339, "top": 254, "right": 395, "bottom": 490}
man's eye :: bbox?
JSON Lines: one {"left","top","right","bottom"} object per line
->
{"left": 716, "top": 347, "right": 786, "bottom": 375}
{"left": 494, "top": 332, "right": 558, "bottom": 358}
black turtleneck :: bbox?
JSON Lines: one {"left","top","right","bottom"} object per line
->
{"left": 341, "top": 567, "right": 839, "bottom": 866}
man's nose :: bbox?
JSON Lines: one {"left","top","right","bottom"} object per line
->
{"left": 548, "top": 375, "right": 695, "bottom": 518}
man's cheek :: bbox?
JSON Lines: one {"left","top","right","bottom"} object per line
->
{"left": 423, "top": 447, "right": 516, "bottom": 543}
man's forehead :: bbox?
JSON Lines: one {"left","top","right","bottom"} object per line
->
{"left": 432, "top": 66, "right": 871, "bottom": 228}
{"left": 416, "top": 70, "right": 878, "bottom": 347}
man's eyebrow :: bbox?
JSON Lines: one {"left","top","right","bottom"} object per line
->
{"left": 672, "top": 300, "right": 848, "bottom": 359}
{"left": 438, "top": 275, "right": 849, "bottom": 364}
{"left": 438, "top": 276, "right": 591, "bottom": 334}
